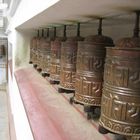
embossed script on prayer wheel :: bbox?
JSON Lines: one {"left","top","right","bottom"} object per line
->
{"left": 99, "top": 38, "right": 140, "bottom": 136}
{"left": 0, "top": 45, "right": 5, "bottom": 57}
{"left": 60, "top": 37, "right": 83, "bottom": 90}
{"left": 50, "top": 37, "right": 66, "bottom": 81}
{"left": 99, "top": 11, "right": 140, "bottom": 137}
{"left": 74, "top": 35, "right": 114, "bottom": 106}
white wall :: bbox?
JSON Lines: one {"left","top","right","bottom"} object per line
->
{"left": 7, "top": 0, "right": 60, "bottom": 31}
{"left": 14, "top": 30, "right": 35, "bottom": 69}
{"left": 11, "top": 21, "right": 134, "bottom": 69}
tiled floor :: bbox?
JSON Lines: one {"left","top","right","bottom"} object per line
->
{"left": 0, "top": 57, "right": 10, "bottom": 140}
{"left": 0, "top": 84, "right": 10, "bottom": 140}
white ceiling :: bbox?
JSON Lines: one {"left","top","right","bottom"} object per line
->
{"left": 17, "top": 0, "right": 140, "bottom": 29}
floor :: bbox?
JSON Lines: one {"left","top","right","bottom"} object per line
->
{"left": 0, "top": 56, "right": 10, "bottom": 140}
{"left": 15, "top": 66, "right": 127, "bottom": 140}
{"left": 0, "top": 84, "right": 10, "bottom": 140}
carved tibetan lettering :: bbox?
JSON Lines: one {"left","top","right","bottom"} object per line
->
{"left": 75, "top": 78, "right": 81, "bottom": 92}
{"left": 129, "top": 71, "right": 140, "bottom": 88}
{"left": 127, "top": 103, "right": 140, "bottom": 122}
{"left": 92, "top": 82, "right": 102, "bottom": 96}
{"left": 112, "top": 99, "right": 127, "bottom": 121}
{"left": 114, "top": 67, "right": 124, "bottom": 86}
{"left": 83, "top": 56, "right": 90, "bottom": 71}
{"left": 94, "top": 57, "right": 104, "bottom": 71}
{"left": 65, "top": 53, "right": 73, "bottom": 63}
{"left": 82, "top": 80, "right": 92, "bottom": 96}
{"left": 101, "top": 94, "right": 110, "bottom": 115}
{"left": 50, "top": 65, "right": 57, "bottom": 74}
{"left": 64, "top": 72, "right": 72, "bottom": 82}
{"left": 72, "top": 72, "right": 76, "bottom": 82}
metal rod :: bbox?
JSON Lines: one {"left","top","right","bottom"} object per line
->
{"left": 133, "top": 11, "right": 140, "bottom": 37}
{"left": 37, "top": 30, "right": 39, "bottom": 37}
{"left": 42, "top": 29, "right": 44, "bottom": 37}
{"left": 77, "top": 22, "right": 80, "bottom": 37}
{"left": 63, "top": 25, "right": 66, "bottom": 37}
{"left": 46, "top": 28, "right": 49, "bottom": 37}
{"left": 54, "top": 27, "right": 56, "bottom": 38}
{"left": 98, "top": 18, "right": 102, "bottom": 35}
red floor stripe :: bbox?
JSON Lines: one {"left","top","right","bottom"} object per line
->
{"left": 46, "top": 78, "right": 111, "bottom": 140}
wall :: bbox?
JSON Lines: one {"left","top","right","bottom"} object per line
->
{"left": 11, "top": 20, "right": 134, "bottom": 70}
{"left": 56, "top": 22, "right": 133, "bottom": 42}
{"left": 14, "top": 30, "right": 35, "bottom": 69}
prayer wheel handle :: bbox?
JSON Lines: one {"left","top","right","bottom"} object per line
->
{"left": 41, "top": 29, "right": 44, "bottom": 37}
{"left": 98, "top": 18, "right": 102, "bottom": 36}
{"left": 63, "top": 25, "right": 66, "bottom": 38}
{"left": 133, "top": 10, "right": 140, "bottom": 38}
{"left": 77, "top": 22, "right": 81, "bottom": 37}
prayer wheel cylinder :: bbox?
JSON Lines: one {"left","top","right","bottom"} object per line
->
{"left": 99, "top": 37, "right": 140, "bottom": 136}
{"left": 50, "top": 37, "right": 66, "bottom": 81}
{"left": 39, "top": 38, "right": 51, "bottom": 74}
{"left": 99, "top": 11, "right": 140, "bottom": 137}
{"left": 60, "top": 37, "right": 84, "bottom": 90}
{"left": 31, "top": 30, "right": 40, "bottom": 66}
{"left": 36, "top": 38, "right": 47, "bottom": 69}
{"left": 74, "top": 35, "right": 114, "bottom": 106}
{"left": 32, "top": 37, "right": 40, "bottom": 66}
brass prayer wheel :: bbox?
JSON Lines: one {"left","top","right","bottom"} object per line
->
{"left": 74, "top": 19, "right": 114, "bottom": 107}
{"left": 29, "top": 30, "right": 39, "bottom": 64}
{"left": 36, "top": 29, "right": 46, "bottom": 72}
{"left": 37, "top": 38, "right": 48, "bottom": 71}
{"left": 40, "top": 28, "right": 52, "bottom": 75}
{"left": 99, "top": 47, "right": 140, "bottom": 136}
{"left": 59, "top": 23, "right": 84, "bottom": 91}
{"left": 99, "top": 11, "right": 140, "bottom": 137}
{"left": 40, "top": 40, "right": 52, "bottom": 74}
{"left": 41, "top": 27, "right": 56, "bottom": 77}
{"left": 32, "top": 31, "right": 41, "bottom": 68}
{"left": 50, "top": 25, "right": 66, "bottom": 82}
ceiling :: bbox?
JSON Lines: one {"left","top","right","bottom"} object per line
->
{"left": 17, "top": 0, "right": 140, "bottom": 30}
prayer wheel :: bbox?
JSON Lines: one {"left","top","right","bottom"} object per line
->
{"left": 29, "top": 30, "right": 39, "bottom": 64}
{"left": 41, "top": 27, "right": 55, "bottom": 76}
{"left": 33, "top": 30, "right": 41, "bottom": 68}
{"left": 0, "top": 45, "right": 5, "bottom": 58}
{"left": 50, "top": 25, "right": 66, "bottom": 83}
{"left": 72, "top": 19, "right": 114, "bottom": 119}
{"left": 36, "top": 29, "right": 45, "bottom": 72}
{"left": 58, "top": 23, "right": 84, "bottom": 92}
{"left": 99, "top": 11, "right": 140, "bottom": 138}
